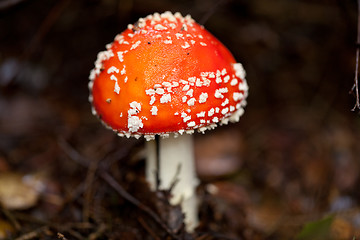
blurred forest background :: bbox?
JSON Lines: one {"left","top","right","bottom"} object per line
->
{"left": 1, "top": 0, "right": 360, "bottom": 239}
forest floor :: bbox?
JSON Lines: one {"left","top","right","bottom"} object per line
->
{"left": 1, "top": 0, "right": 360, "bottom": 239}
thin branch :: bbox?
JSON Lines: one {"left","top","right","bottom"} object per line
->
{"left": 57, "top": 232, "right": 69, "bottom": 240}
{"left": 58, "top": 138, "right": 181, "bottom": 239}
{"left": 99, "top": 171, "right": 179, "bottom": 239}
{"left": 351, "top": 0, "right": 360, "bottom": 111}
{"left": 168, "top": 164, "right": 181, "bottom": 194}
{"left": 83, "top": 159, "right": 99, "bottom": 222}
{"left": 1, "top": 205, "right": 21, "bottom": 231}
{"left": 88, "top": 223, "right": 107, "bottom": 240}
{"left": 138, "top": 217, "right": 161, "bottom": 240}
{"left": 14, "top": 226, "right": 50, "bottom": 240}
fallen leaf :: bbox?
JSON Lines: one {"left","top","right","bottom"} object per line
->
{"left": 296, "top": 215, "right": 334, "bottom": 240}
{"left": 0, "top": 173, "right": 40, "bottom": 210}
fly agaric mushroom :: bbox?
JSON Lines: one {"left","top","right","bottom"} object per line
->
{"left": 89, "top": 11, "right": 248, "bottom": 231}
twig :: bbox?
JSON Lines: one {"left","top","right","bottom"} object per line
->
{"left": 58, "top": 138, "right": 181, "bottom": 239}
{"left": 83, "top": 158, "right": 99, "bottom": 222}
{"left": 65, "top": 229, "right": 85, "bottom": 240}
{"left": 88, "top": 223, "right": 107, "bottom": 240}
{"left": 168, "top": 164, "right": 181, "bottom": 194}
{"left": 138, "top": 217, "right": 161, "bottom": 240}
{"left": 1, "top": 205, "right": 21, "bottom": 231}
{"left": 57, "top": 232, "right": 68, "bottom": 240}
{"left": 12, "top": 211, "right": 96, "bottom": 240}
{"left": 14, "top": 226, "right": 50, "bottom": 240}
{"left": 99, "top": 171, "right": 179, "bottom": 239}
{"left": 11, "top": 212, "right": 47, "bottom": 226}
{"left": 58, "top": 138, "right": 88, "bottom": 168}
{"left": 351, "top": 0, "right": 360, "bottom": 111}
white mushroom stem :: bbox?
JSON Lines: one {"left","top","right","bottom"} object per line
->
{"left": 146, "top": 134, "right": 199, "bottom": 232}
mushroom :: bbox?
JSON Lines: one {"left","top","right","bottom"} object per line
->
{"left": 88, "top": 11, "right": 248, "bottom": 231}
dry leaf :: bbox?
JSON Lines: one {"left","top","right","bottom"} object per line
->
{"left": 0, "top": 173, "right": 42, "bottom": 210}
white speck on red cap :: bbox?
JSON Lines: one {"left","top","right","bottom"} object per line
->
{"left": 114, "top": 81, "right": 120, "bottom": 94}
{"left": 198, "top": 92, "right": 208, "bottom": 103}
{"left": 186, "top": 89, "right": 194, "bottom": 97}
{"left": 128, "top": 116, "right": 143, "bottom": 132}
{"left": 182, "top": 42, "right": 190, "bottom": 49}
{"left": 107, "top": 66, "right": 119, "bottom": 74}
{"left": 187, "top": 98, "right": 196, "bottom": 106}
{"left": 151, "top": 106, "right": 158, "bottom": 115}
{"left": 160, "top": 93, "right": 171, "bottom": 103}
{"left": 150, "top": 96, "right": 156, "bottom": 105}
{"left": 130, "top": 40, "right": 141, "bottom": 50}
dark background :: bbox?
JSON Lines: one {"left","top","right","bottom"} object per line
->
{"left": 0, "top": 0, "right": 359, "bottom": 239}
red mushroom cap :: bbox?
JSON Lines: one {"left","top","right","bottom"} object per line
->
{"left": 89, "top": 12, "right": 248, "bottom": 140}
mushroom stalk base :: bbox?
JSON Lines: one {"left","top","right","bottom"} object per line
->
{"left": 146, "top": 134, "right": 199, "bottom": 232}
